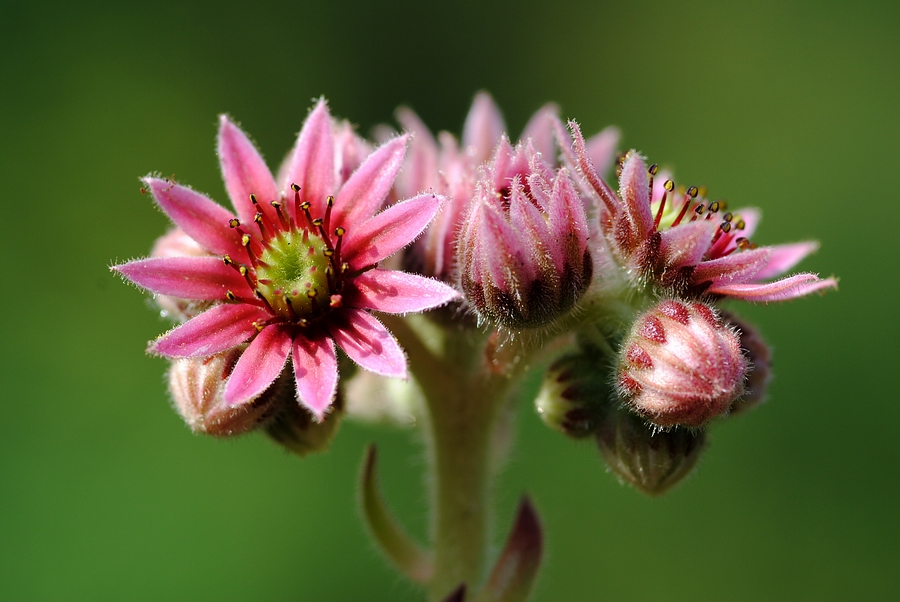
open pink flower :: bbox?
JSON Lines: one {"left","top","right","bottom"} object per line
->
{"left": 569, "top": 123, "right": 837, "bottom": 302}
{"left": 114, "top": 100, "right": 459, "bottom": 420}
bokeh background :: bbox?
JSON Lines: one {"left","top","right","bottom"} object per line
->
{"left": 2, "top": 0, "right": 897, "bottom": 599}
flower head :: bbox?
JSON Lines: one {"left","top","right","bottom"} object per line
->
{"left": 569, "top": 124, "right": 837, "bottom": 302}
{"left": 458, "top": 138, "right": 592, "bottom": 328}
{"left": 114, "top": 101, "right": 459, "bottom": 420}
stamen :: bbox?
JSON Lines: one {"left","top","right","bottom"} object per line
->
{"left": 271, "top": 200, "right": 290, "bottom": 231}
{"left": 229, "top": 218, "right": 240, "bottom": 229}
{"left": 291, "top": 183, "right": 303, "bottom": 225}
{"left": 254, "top": 211, "right": 267, "bottom": 238}
{"left": 324, "top": 195, "right": 334, "bottom": 234}
{"left": 333, "top": 226, "right": 345, "bottom": 266}
{"left": 690, "top": 203, "right": 706, "bottom": 222}
{"left": 329, "top": 294, "right": 343, "bottom": 308}
{"left": 671, "top": 187, "right": 695, "bottom": 227}
{"left": 225, "top": 290, "right": 236, "bottom": 301}
{"left": 254, "top": 289, "right": 276, "bottom": 314}
{"left": 647, "top": 164, "right": 658, "bottom": 206}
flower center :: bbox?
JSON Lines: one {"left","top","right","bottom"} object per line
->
{"left": 256, "top": 228, "right": 335, "bottom": 319}
{"left": 222, "top": 187, "right": 349, "bottom": 325}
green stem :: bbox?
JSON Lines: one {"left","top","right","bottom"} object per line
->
{"left": 382, "top": 316, "right": 526, "bottom": 601}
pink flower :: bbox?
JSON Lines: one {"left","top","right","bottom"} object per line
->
{"left": 458, "top": 137, "right": 592, "bottom": 328}
{"left": 569, "top": 124, "right": 837, "bottom": 302}
{"left": 114, "top": 100, "right": 459, "bottom": 420}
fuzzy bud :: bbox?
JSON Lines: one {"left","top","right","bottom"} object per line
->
{"left": 458, "top": 139, "right": 592, "bottom": 328}
{"left": 535, "top": 350, "right": 612, "bottom": 438}
{"left": 596, "top": 407, "right": 706, "bottom": 496}
{"left": 167, "top": 349, "right": 282, "bottom": 436}
{"left": 618, "top": 300, "right": 747, "bottom": 428}
{"left": 265, "top": 388, "right": 344, "bottom": 457}
{"left": 725, "top": 313, "right": 773, "bottom": 416}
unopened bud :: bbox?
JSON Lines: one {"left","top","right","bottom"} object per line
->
{"left": 535, "top": 350, "right": 612, "bottom": 438}
{"left": 265, "top": 390, "right": 344, "bottom": 457}
{"left": 725, "top": 313, "right": 772, "bottom": 416}
{"left": 596, "top": 407, "right": 706, "bottom": 496}
{"left": 167, "top": 349, "right": 282, "bottom": 436}
{"left": 618, "top": 300, "right": 747, "bottom": 428}
{"left": 458, "top": 140, "right": 592, "bottom": 328}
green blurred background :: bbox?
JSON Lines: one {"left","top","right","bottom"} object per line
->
{"left": 2, "top": 0, "right": 897, "bottom": 599}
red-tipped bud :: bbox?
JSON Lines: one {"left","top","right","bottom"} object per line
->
{"left": 725, "top": 313, "right": 773, "bottom": 416}
{"left": 596, "top": 407, "right": 707, "bottom": 496}
{"left": 167, "top": 349, "right": 281, "bottom": 436}
{"left": 535, "top": 350, "right": 611, "bottom": 438}
{"left": 618, "top": 300, "right": 747, "bottom": 428}
{"left": 459, "top": 139, "right": 592, "bottom": 328}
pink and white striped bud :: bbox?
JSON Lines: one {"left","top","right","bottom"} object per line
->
{"left": 459, "top": 138, "right": 592, "bottom": 328}
{"left": 167, "top": 348, "right": 282, "bottom": 436}
{"left": 618, "top": 300, "right": 747, "bottom": 428}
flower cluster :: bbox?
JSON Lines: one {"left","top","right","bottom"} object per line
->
{"left": 115, "top": 93, "right": 835, "bottom": 494}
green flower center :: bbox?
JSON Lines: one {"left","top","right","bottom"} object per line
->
{"left": 256, "top": 229, "right": 335, "bottom": 320}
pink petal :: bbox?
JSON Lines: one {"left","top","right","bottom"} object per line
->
{"left": 709, "top": 273, "right": 838, "bottom": 302}
{"left": 586, "top": 126, "right": 620, "bottom": 177}
{"left": 659, "top": 221, "right": 717, "bottom": 270}
{"left": 333, "top": 135, "right": 409, "bottom": 227}
{"left": 292, "top": 333, "right": 338, "bottom": 420}
{"left": 349, "top": 269, "right": 460, "bottom": 314}
{"left": 394, "top": 107, "right": 440, "bottom": 198}
{"left": 462, "top": 92, "right": 506, "bottom": 164}
{"left": 224, "top": 324, "right": 292, "bottom": 404}
{"left": 151, "top": 303, "right": 269, "bottom": 358}
{"left": 113, "top": 256, "right": 252, "bottom": 300}
{"left": 734, "top": 207, "right": 762, "bottom": 239}
{"left": 520, "top": 103, "right": 559, "bottom": 160}
{"left": 567, "top": 121, "right": 618, "bottom": 216}
{"left": 618, "top": 151, "right": 655, "bottom": 242}
{"left": 343, "top": 193, "right": 441, "bottom": 269}
{"left": 329, "top": 309, "right": 407, "bottom": 378}
{"left": 754, "top": 241, "right": 820, "bottom": 280}
{"left": 217, "top": 115, "right": 279, "bottom": 226}
{"left": 481, "top": 200, "right": 536, "bottom": 291}
{"left": 280, "top": 100, "right": 335, "bottom": 216}
{"left": 145, "top": 178, "right": 242, "bottom": 257}
{"left": 692, "top": 248, "right": 771, "bottom": 286}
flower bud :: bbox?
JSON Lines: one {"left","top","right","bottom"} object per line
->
{"left": 535, "top": 350, "right": 612, "bottom": 438}
{"left": 265, "top": 388, "right": 344, "bottom": 457}
{"left": 459, "top": 139, "right": 592, "bottom": 328}
{"left": 596, "top": 407, "right": 706, "bottom": 496}
{"left": 725, "top": 313, "right": 772, "bottom": 416}
{"left": 167, "top": 349, "right": 282, "bottom": 436}
{"left": 617, "top": 300, "right": 747, "bottom": 428}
